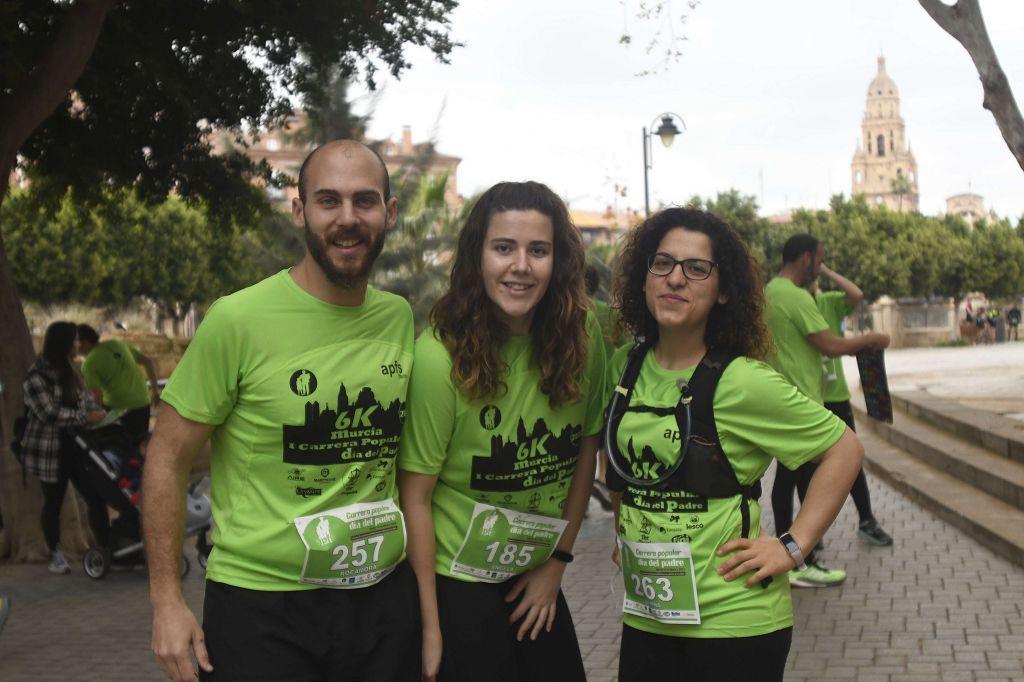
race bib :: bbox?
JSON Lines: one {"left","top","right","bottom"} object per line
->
{"left": 619, "top": 537, "right": 701, "bottom": 624}
{"left": 450, "top": 504, "right": 568, "bottom": 582}
{"left": 293, "top": 499, "right": 406, "bottom": 588}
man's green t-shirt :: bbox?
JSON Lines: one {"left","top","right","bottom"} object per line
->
{"left": 764, "top": 277, "right": 829, "bottom": 404}
{"left": 816, "top": 291, "right": 853, "bottom": 403}
{"left": 82, "top": 339, "right": 150, "bottom": 410}
{"left": 607, "top": 346, "right": 846, "bottom": 638}
{"left": 161, "top": 270, "right": 414, "bottom": 590}
{"left": 398, "top": 317, "right": 606, "bottom": 580}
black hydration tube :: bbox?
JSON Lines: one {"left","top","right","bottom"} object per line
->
{"left": 605, "top": 363, "right": 773, "bottom": 589}
{"left": 605, "top": 376, "right": 693, "bottom": 488}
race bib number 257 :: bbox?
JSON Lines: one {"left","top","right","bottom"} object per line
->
{"left": 293, "top": 500, "right": 406, "bottom": 588}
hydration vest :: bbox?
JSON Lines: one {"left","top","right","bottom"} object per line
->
{"left": 605, "top": 342, "right": 763, "bottom": 539}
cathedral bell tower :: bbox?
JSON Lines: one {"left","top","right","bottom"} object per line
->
{"left": 851, "top": 56, "right": 919, "bottom": 212}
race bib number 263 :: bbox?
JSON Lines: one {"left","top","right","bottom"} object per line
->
{"left": 619, "top": 538, "right": 700, "bottom": 625}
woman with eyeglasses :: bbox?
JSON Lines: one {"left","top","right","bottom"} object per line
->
{"left": 604, "top": 208, "right": 863, "bottom": 681}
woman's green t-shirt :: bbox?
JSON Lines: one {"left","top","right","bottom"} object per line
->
{"left": 607, "top": 345, "right": 846, "bottom": 638}
{"left": 399, "top": 318, "right": 606, "bottom": 580}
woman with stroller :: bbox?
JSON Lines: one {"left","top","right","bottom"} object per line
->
{"left": 604, "top": 208, "right": 863, "bottom": 681}
{"left": 21, "top": 321, "right": 110, "bottom": 574}
{"left": 398, "top": 181, "right": 605, "bottom": 682}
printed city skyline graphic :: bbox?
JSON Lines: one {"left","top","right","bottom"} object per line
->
{"left": 619, "top": 437, "right": 708, "bottom": 513}
{"left": 470, "top": 417, "right": 581, "bottom": 492}
{"left": 282, "top": 383, "right": 404, "bottom": 465}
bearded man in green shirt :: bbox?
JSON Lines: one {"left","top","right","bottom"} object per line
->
{"left": 764, "top": 234, "right": 889, "bottom": 588}
{"left": 144, "top": 141, "right": 418, "bottom": 682}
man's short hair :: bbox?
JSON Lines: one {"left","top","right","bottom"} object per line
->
{"left": 782, "top": 234, "right": 820, "bottom": 264}
{"left": 296, "top": 141, "right": 391, "bottom": 203}
{"left": 77, "top": 324, "right": 100, "bottom": 344}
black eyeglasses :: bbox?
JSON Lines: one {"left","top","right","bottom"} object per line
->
{"left": 647, "top": 253, "right": 718, "bottom": 280}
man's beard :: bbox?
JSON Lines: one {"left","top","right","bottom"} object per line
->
{"left": 304, "top": 222, "right": 386, "bottom": 289}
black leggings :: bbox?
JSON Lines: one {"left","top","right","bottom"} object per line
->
{"left": 435, "top": 574, "right": 586, "bottom": 682}
{"left": 40, "top": 435, "right": 111, "bottom": 552}
{"left": 619, "top": 624, "right": 792, "bottom": 682}
{"left": 771, "top": 401, "right": 875, "bottom": 555}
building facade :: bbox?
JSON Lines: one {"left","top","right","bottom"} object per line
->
{"left": 242, "top": 118, "right": 461, "bottom": 209}
{"left": 851, "top": 56, "right": 919, "bottom": 212}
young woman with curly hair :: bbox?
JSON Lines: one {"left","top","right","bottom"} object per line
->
{"left": 398, "top": 181, "right": 605, "bottom": 682}
{"left": 604, "top": 208, "right": 863, "bottom": 681}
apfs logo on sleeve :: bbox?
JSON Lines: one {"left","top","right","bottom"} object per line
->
{"left": 290, "top": 369, "right": 318, "bottom": 396}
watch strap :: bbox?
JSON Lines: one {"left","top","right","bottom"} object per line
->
{"left": 778, "top": 532, "right": 806, "bottom": 570}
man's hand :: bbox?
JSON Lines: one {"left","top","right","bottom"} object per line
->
{"left": 151, "top": 601, "right": 212, "bottom": 681}
{"left": 715, "top": 535, "right": 795, "bottom": 588}
{"left": 85, "top": 410, "right": 107, "bottom": 426}
{"left": 865, "top": 332, "right": 890, "bottom": 350}
{"left": 504, "top": 559, "right": 567, "bottom": 641}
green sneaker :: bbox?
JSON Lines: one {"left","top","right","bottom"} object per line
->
{"left": 789, "top": 561, "right": 847, "bottom": 588}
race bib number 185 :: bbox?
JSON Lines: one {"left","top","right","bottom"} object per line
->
{"left": 450, "top": 504, "right": 567, "bottom": 582}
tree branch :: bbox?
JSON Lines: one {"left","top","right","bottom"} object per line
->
{"left": 918, "top": 0, "right": 1024, "bottom": 173}
{"left": 0, "top": 0, "right": 118, "bottom": 173}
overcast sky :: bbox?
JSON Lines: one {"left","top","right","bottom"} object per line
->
{"left": 356, "top": 1, "right": 1024, "bottom": 220}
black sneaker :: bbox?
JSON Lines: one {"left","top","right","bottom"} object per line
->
{"left": 858, "top": 519, "right": 893, "bottom": 546}
{"left": 591, "top": 480, "right": 613, "bottom": 511}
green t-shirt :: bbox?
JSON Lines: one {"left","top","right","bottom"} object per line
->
{"left": 607, "top": 346, "right": 846, "bottom": 638}
{"left": 82, "top": 339, "right": 150, "bottom": 410}
{"left": 816, "top": 291, "right": 853, "bottom": 403}
{"left": 398, "top": 317, "right": 606, "bottom": 580}
{"left": 764, "top": 277, "right": 829, "bottom": 404}
{"left": 161, "top": 270, "right": 414, "bottom": 590}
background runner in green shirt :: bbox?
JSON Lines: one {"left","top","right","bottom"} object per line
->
{"left": 606, "top": 209, "right": 863, "bottom": 682}
{"left": 814, "top": 270, "right": 893, "bottom": 547}
{"left": 764, "top": 234, "right": 890, "bottom": 588}
{"left": 78, "top": 325, "right": 159, "bottom": 444}
{"left": 399, "top": 181, "right": 601, "bottom": 682}
{"left": 143, "top": 141, "right": 420, "bottom": 682}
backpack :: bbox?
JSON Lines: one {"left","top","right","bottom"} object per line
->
{"left": 605, "top": 342, "right": 762, "bottom": 540}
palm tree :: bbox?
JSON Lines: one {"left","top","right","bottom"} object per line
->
{"left": 891, "top": 173, "right": 913, "bottom": 212}
{"left": 373, "top": 171, "right": 470, "bottom": 329}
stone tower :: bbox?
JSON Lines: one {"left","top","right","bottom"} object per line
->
{"left": 851, "top": 56, "right": 919, "bottom": 212}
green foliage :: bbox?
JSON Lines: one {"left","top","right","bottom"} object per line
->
{"left": 678, "top": 191, "right": 1024, "bottom": 302}
{"left": 373, "top": 172, "right": 469, "bottom": 329}
{"left": 5, "top": 0, "right": 459, "bottom": 213}
{"left": 3, "top": 187, "right": 261, "bottom": 313}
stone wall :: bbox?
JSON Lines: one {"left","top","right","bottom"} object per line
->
{"left": 869, "top": 296, "right": 956, "bottom": 348}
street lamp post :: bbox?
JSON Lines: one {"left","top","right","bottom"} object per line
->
{"left": 642, "top": 113, "right": 686, "bottom": 217}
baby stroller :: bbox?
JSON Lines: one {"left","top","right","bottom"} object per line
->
{"left": 72, "top": 422, "right": 212, "bottom": 580}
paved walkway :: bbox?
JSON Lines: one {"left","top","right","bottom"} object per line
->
{"left": 2, "top": 343, "right": 1022, "bottom": 680}
{"left": 2, "top": 461, "right": 1022, "bottom": 681}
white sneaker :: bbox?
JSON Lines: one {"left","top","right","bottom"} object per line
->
{"left": 48, "top": 547, "right": 70, "bottom": 575}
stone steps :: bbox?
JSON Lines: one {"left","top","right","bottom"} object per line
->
{"left": 852, "top": 392, "right": 1024, "bottom": 567}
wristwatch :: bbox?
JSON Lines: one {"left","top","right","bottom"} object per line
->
{"left": 551, "top": 549, "right": 574, "bottom": 563}
{"left": 778, "top": 532, "right": 806, "bottom": 570}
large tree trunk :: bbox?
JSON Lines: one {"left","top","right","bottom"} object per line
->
{"left": 918, "top": 0, "right": 1024, "bottom": 173}
{"left": 0, "top": 0, "right": 117, "bottom": 561}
